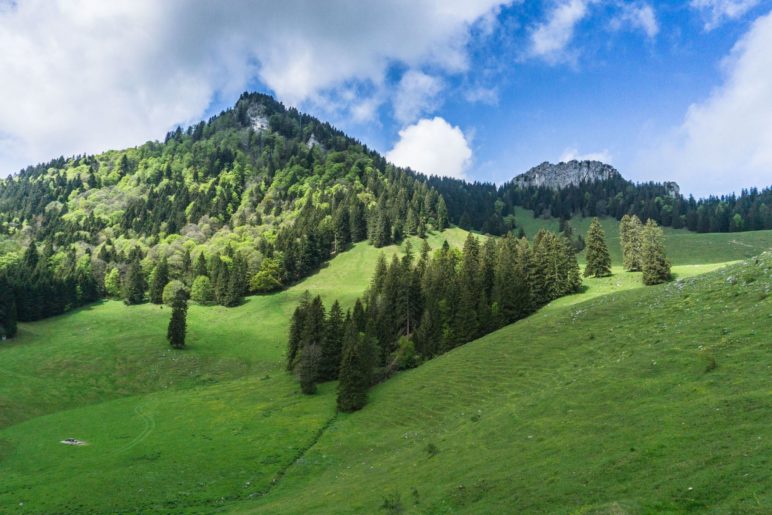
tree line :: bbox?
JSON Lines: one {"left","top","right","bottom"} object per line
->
{"left": 287, "top": 230, "right": 582, "bottom": 411}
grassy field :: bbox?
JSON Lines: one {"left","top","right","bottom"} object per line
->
{"left": 0, "top": 218, "right": 770, "bottom": 512}
{"left": 239, "top": 253, "right": 772, "bottom": 513}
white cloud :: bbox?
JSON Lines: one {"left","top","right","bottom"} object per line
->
{"left": 529, "top": 0, "right": 593, "bottom": 63}
{"left": 0, "top": 0, "right": 507, "bottom": 176}
{"left": 464, "top": 85, "right": 499, "bottom": 105}
{"left": 560, "top": 147, "right": 613, "bottom": 163}
{"left": 386, "top": 117, "right": 472, "bottom": 179}
{"left": 690, "top": 0, "right": 760, "bottom": 30}
{"left": 393, "top": 71, "right": 444, "bottom": 124}
{"left": 633, "top": 10, "right": 772, "bottom": 196}
{"left": 612, "top": 3, "right": 659, "bottom": 38}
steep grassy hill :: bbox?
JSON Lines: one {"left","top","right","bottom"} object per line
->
{"left": 239, "top": 252, "right": 772, "bottom": 514}
{"left": 0, "top": 222, "right": 769, "bottom": 512}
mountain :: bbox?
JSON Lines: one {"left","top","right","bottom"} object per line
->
{"left": 0, "top": 92, "right": 770, "bottom": 333}
{"left": 512, "top": 160, "right": 623, "bottom": 190}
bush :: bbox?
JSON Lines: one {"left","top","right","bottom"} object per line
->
{"left": 162, "top": 280, "right": 188, "bottom": 306}
{"left": 190, "top": 275, "right": 213, "bottom": 304}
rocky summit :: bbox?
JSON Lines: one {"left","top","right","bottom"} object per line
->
{"left": 513, "top": 160, "right": 622, "bottom": 189}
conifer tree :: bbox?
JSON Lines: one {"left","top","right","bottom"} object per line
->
{"left": 194, "top": 252, "right": 208, "bottom": 278}
{"left": 298, "top": 343, "right": 321, "bottom": 394}
{"left": 584, "top": 218, "right": 612, "bottom": 277}
{"left": 149, "top": 257, "right": 169, "bottom": 304}
{"left": 641, "top": 219, "right": 671, "bottom": 285}
{"left": 123, "top": 252, "right": 146, "bottom": 305}
{"left": 287, "top": 292, "right": 310, "bottom": 371}
{"left": 167, "top": 289, "right": 188, "bottom": 349}
{"left": 436, "top": 196, "right": 449, "bottom": 231}
{"left": 318, "top": 300, "right": 344, "bottom": 381}
{"left": 620, "top": 214, "right": 643, "bottom": 271}
{"left": 337, "top": 324, "right": 373, "bottom": 412}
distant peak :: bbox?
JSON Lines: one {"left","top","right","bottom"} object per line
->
{"left": 513, "top": 160, "right": 622, "bottom": 190}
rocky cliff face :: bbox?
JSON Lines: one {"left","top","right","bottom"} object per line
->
{"left": 512, "top": 160, "right": 622, "bottom": 189}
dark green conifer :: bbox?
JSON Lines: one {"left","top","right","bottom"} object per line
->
{"left": 584, "top": 218, "right": 612, "bottom": 278}
{"left": 641, "top": 219, "right": 671, "bottom": 285}
{"left": 123, "top": 251, "right": 146, "bottom": 305}
{"left": 337, "top": 325, "right": 373, "bottom": 412}
{"left": 149, "top": 257, "right": 169, "bottom": 304}
{"left": 319, "top": 300, "right": 344, "bottom": 381}
{"left": 167, "top": 289, "right": 188, "bottom": 349}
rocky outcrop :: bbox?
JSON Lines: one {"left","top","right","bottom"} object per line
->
{"left": 513, "top": 160, "right": 622, "bottom": 190}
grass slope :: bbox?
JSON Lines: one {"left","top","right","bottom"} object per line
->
{"left": 0, "top": 218, "right": 769, "bottom": 512}
{"left": 242, "top": 253, "right": 772, "bottom": 514}
{"left": 0, "top": 229, "right": 468, "bottom": 512}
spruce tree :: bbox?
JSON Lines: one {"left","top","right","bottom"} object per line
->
{"left": 149, "top": 257, "right": 169, "bottom": 304}
{"left": 167, "top": 289, "right": 188, "bottom": 349}
{"left": 123, "top": 252, "right": 146, "bottom": 305}
{"left": 620, "top": 214, "right": 643, "bottom": 271}
{"left": 194, "top": 252, "right": 208, "bottom": 278}
{"left": 641, "top": 219, "right": 671, "bottom": 285}
{"left": 319, "top": 300, "right": 344, "bottom": 381}
{"left": 584, "top": 218, "right": 612, "bottom": 278}
{"left": 337, "top": 325, "right": 373, "bottom": 412}
{"left": 436, "top": 196, "right": 449, "bottom": 231}
{"left": 287, "top": 292, "right": 310, "bottom": 371}
{"left": 298, "top": 344, "right": 321, "bottom": 394}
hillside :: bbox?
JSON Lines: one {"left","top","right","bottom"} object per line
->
{"left": 238, "top": 252, "right": 772, "bottom": 513}
{"left": 1, "top": 215, "right": 769, "bottom": 512}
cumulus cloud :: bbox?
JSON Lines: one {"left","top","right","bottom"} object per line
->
{"left": 634, "top": 10, "right": 772, "bottom": 196}
{"left": 690, "top": 0, "right": 760, "bottom": 30}
{"left": 560, "top": 147, "right": 613, "bottom": 163}
{"left": 393, "top": 70, "right": 444, "bottom": 124}
{"left": 386, "top": 117, "right": 472, "bottom": 179}
{"left": 529, "top": 0, "right": 593, "bottom": 63}
{"left": 0, "top": 0, "right": 507, "bottom": 175}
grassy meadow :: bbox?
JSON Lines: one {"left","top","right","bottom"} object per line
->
{"left": 0, "top": 215, "right": 770, "bottom": 513}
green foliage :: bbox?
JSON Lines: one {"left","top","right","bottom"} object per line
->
{"left": 584, "top": 217, "right": 612, "bottom": 278}
{"left": 337, "top": 326, "right": 374, "bottom": 412}
{"left": 166, "top": 289, "right": 188, "bottom": 349}
{"left": 189, "top": 275, "right": 213, "bottom": 304}
{"left": 162, "top": 280, "right": 188, "bottom": 306}
{"left": 123, "top": 253, "right": 146, "bottom": 305}
{"left": 641, "top": 219, "right": 671, "bottom": 285}
{"left": 149, "top": 257, "right": 169, "bottom": 304}
{"left": 249, "top": 257, "right": 282, "bottom": 293}
{"left": 620, "top": 214, "right": 643, "bottom": 271}
{"left": 103, "top": 267, "right": 121, "bottom": 298}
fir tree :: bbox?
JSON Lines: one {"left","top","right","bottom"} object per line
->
{"left": 337, "top": 325, "right": 373, "bottom": 412}
{"left": 167, "top": 289, "right": 188, "bottom": 349}
{"left": 584, "top": 218, "right": 612, "bottom": 277}
{"left": 298, "top": 343, "right": 321, "bottom": 394}
{"left": 641, "top": 219, "right": 671, "bottom": 285}
{"left": 287, "top": 292, "right": 310, "bottom": 371}
{"left": 123, "top": 251, "right": 146, "bottom": 305}
{"left": 194, "top": 252, "right": 208, "bottom": 278}
{"left": 620, "top": 214, "right": 643, "bottom": 271}
{"left": 149, "top": 257, "right": 169, "bottom": 304}
{"left": 319, "top": 300, "right": 344, "bottom": 381}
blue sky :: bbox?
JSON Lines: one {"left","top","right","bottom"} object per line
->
{"left": 1, "top": 0, "right": 771, "bottom": 197}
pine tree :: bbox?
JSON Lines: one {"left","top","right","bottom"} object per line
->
{"left": 620, "top": 214, "right": 643, "bottom": 271}
{"left": 641, "top": 219, "right": 671, "bottom": 285}
{"left": 584, "top": 218, "right": 612, "bottom": 277}
{"left": 337, "top": 324, "right": 373, "bottom": 412}
{"left": 436, "top": 196, "right": 449, "bottom": 231}
{"left": 149, "top": 257, "right": 169, "bottom": 304}
{"left": 167, "top": 289, "right": 188, "bottom": 349}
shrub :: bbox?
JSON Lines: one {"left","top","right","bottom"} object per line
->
{"left": 190, "top": 275, "right": 213, "bottom": 304}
